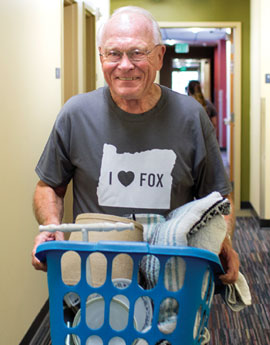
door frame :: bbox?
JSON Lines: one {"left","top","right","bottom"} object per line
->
{"left": 63, "top": 2, "right": 79, "bottom": 104}
{"left": 159, "top": 21, "right": 242, "bottom": 211}
{"left": 83, "top": 5, "right": 96, "bottom": 92}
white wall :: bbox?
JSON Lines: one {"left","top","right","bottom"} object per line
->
{"left": 250, "top": 0, "right": 270, "bottom": 218}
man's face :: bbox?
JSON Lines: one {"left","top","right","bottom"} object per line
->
{"left": 99, "top": 14, "right": 165, "bottom": 102}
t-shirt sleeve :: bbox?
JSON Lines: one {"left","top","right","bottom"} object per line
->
{"left": 193, "top": 109, "right": 231, "bottom": 198}
{"left": 35, "top": 110, "right": 75, "bottom": 187}
{"left": 206, "top": 100, "right": 218, "bottom": 118}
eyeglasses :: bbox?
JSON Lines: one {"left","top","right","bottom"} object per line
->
{"left": 99, "top": 45, "right": 161, "bottom": 63}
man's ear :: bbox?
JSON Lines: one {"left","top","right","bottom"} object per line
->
{"left": 156, "top": 45, "right": 166, "bottom": 71}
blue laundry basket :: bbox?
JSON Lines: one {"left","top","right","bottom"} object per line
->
{"left": 36, "top": 240, "right": 223, "bottom": 345}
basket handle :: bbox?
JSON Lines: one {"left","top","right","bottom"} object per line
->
{"left": 39, "top": 222, "right": 135, "bottom": 241}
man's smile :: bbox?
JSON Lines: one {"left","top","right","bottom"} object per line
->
{"left": 117, "top": 77, "right": 139, "bottom": 81}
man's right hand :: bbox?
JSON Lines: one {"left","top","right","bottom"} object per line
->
{"left": 31, "top": 230, "right": 64, "bottom": 272}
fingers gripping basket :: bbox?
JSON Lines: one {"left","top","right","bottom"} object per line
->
{"left": 36, "top": 236, "right": 223, "bottom": 345}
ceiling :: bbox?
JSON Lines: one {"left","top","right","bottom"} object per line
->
{"left": 160, "top": 27, "right": 230, "bottom": 47}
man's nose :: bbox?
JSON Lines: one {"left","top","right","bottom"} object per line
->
{"left": 117, "top": 52, "right": 135, "bottom": 68}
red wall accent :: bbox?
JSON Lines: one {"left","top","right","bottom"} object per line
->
{"left": 214, "top": 39, "right": 227, "bottom": 148}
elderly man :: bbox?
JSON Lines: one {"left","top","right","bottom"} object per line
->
{"left": 32, "top": 6, "right": 239, "bottom": 283}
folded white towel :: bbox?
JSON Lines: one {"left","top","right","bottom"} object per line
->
{"left": 222, "top": 271, "right": 252, "bottom": 311}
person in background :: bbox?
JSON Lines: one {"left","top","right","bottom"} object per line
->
{"left": 31, "top": 6, "right": 239, "bottom": 284}
{"left": 187, "top": 80, "right": 218, "bottom": 130}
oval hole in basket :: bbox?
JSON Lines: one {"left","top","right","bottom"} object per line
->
{"left": 61, "top": 251, "right": 81, "bottom": 285}
{"left": 206, "top": 282, "right": 214, "bottom": 306}
{"left": 164, "top": 256, "right": 186, "bottom": 292}
{"left": 158, "top": 298, "right": 179, "bottom": 334}
{"left": 109, "top": 297, "right": 129, "bottom": 331}
{"left": 70, "top": 333, "right": 80, "bottom": 345}
{"left": 114, "top": 294, "right": 130, "bottom": 309}
{"left": 138, "top": 255, "right": 160, "bottom": 289}
{"left": 108, "top": 336, "right": 126, "bottom": 345}
{"left": 87, "top": 252, "right": 107, "bottom": 287}
{"left": 63, "top": 292, "right": 81, "bottom": 326}
{"left": 193, "top": 306, "right": 208, "bottom": 340}
{"left": 193, "top": 305, "right": 202, "bottom": 339}
{"left": 87, "top": 335, "right": 103, "bottom": 344}
{"left": 134, "top": 296, "right": 153, "bottom": 332}
{"left": 85, "top": 294, "right": 104, "bottom": 329}
{"left": 112, "top": 254, "right": 133, "bottom": 281}
{"left": 201, "top": 270, "right": 214, "bottom": 305}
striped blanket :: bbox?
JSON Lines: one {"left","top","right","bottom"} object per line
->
{"left": 138, "top": 191, "right": 230, "bottom": 290}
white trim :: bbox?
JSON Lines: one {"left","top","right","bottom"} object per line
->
{"left": 83, "top": 0, "right": 100, "bottom": 18}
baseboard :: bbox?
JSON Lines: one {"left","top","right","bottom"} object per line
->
{"left": 240, "top": 201, "right": 252, "bottom": 209}
{"left": 19, "top": 299, "right": 50, "bottom": 345}
{"left": 242, "top": 201, "right": 270, "bottom": 229}
{"left": 258, "top": 218, "right": 270, "bottom": 228}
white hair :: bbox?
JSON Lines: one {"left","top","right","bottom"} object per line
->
{"left": 97, "top": 6, "right": 163, "bottom": 47}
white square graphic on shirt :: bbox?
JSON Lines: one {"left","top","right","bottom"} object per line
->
{"left": 97, "top": 144, "right": 176, "bottom": 209}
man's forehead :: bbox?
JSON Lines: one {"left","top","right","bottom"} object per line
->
{"left": 102, "top": 13, "right": 153, "bottom": 45}
{"left": 103, "top": 37, "right": 149, "bottom": 50}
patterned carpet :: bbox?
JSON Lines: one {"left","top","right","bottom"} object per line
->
{"left": 208, "top": 216, "right": 270, "bottom": 345}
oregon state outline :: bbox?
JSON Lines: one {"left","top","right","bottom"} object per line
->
{"left": 97, "top": 144, "right": 176, "bottom": 209}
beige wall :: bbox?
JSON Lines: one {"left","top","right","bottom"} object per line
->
{"left": 0, "top": 1, "right": 62, "bottom": 344}
{"left": 0, "top": 0, "right": 109, "bottom": 344}
{"left": 250, "top": 0, "right": 270, "bottom": 218}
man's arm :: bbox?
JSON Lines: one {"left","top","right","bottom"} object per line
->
{"left": 33, "top": 180, "right": 67, "bottom": 225}
{"left": 219, "top": 193, "right": 240, "bottom": 284}
{"left": 31, "top": 180, "right": 67, "bottom": 271}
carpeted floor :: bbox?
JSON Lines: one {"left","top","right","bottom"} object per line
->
{"left": 208, "top": 215, "right": 270, "bottom": 345}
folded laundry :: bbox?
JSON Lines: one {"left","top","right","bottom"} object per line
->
{"left": 221, "top": 271, "right": 252, "bottom": 311}
{"left": 137, "top": 192, "right": 251, "bottom": 343}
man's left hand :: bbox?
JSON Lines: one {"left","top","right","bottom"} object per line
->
{"left": 218, "top": 235, "right": 240, "bottom": 284}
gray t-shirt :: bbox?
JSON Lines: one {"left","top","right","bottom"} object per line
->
{"left": 36, "top": 85, "right": 231, "bottom": 220}
{"left": 205, "top": 99, "right": 218, "bottom": 118}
